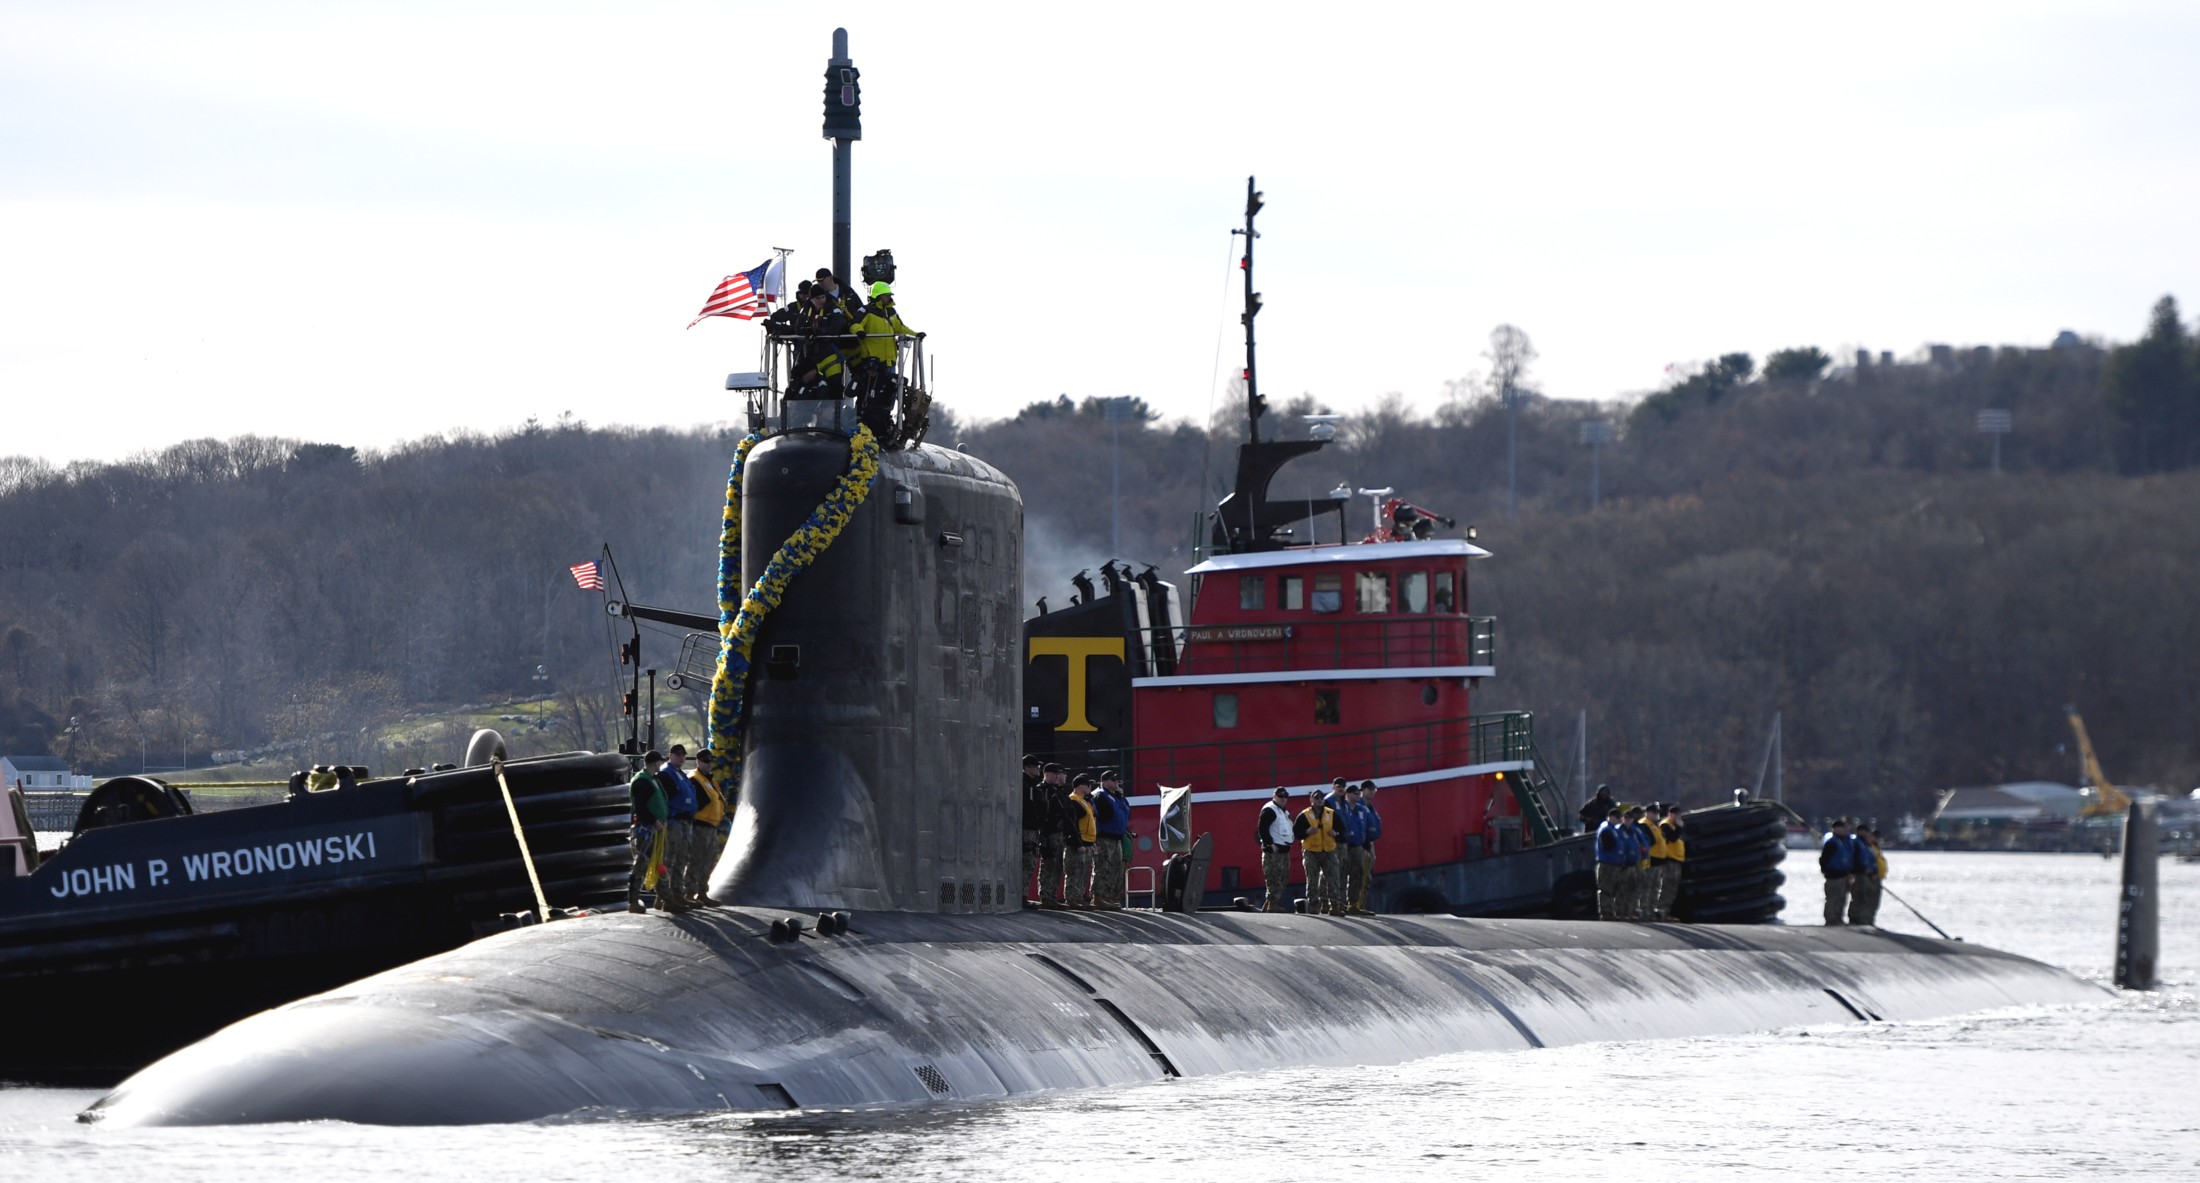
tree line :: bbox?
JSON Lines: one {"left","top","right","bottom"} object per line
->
{"left": 3, "top": 296, "right": 2196, "bottom": 822}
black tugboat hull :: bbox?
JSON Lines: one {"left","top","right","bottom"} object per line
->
{"left": 85, "top": 904, "right": 2104, "bottom": 1127}
{"left": 0, "top": 753, "right": 634, "bottom": 1084}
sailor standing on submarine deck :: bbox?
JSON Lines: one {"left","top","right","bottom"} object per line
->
{"left": 626, "top": 751, "right": 669, "bottom": 914}
{"left": 1256, "top": 787, "right": 1293, "bottom": 911}
{"left": 1295, "top": 790, "right": 1346, "bottom": 916}
{"left": 1020, "top": 755, "right": 1046, "bottom": 906}
{"left": 1338, "top": 784, "right": 1374, "bottom": 917}
{"left": 1063, "top": 775, "right": 1099, "bottom": 908}
{"left": 1820, "top": 817, "right": 1859, "bottom": 925}
{"left": 1847, "top": 825, "right": 1886, "bottom": 927}
{"left": 1038, "top": 763, "right": 1072, "bottom": 907}
{"left": 1652, "top": 804, "right": 1687, "bottom": 921}
{"left": 685, "top": 751, "right": 727, "bottom": 908}
{"left": 656, "top": 745, "right": 699, "bottom": 913}
{"left": 1593, "top": 807, "right": 1632, "bottom": 920}
{"left": 1090, "top": 770, "right": 1131, "bottom": 910}
{"left": 1356, "top": 780, "right": 1383, "bottom": 913}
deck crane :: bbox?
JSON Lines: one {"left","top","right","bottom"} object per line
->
{"left": 2064, "top": 704, "right": 2133, "bottom": 818}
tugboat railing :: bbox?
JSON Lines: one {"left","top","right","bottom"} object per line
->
{"left": 1111, "top": 709, "right": 1537, "bottom": 792}
{"left": 1127, "top": 615, "right": 1495, "bottom": 675}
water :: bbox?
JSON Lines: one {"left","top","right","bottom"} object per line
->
{"left": 5, "top": 852, "right": 2195, "bottom": 1181}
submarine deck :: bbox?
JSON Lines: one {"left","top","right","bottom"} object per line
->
{"left": 88, "top": 905, "right": 2105, "bottom": 1126}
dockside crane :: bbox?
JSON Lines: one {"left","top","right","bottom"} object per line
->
{"left": 2064, "top": 704, "right": 2133, "bottom": 818}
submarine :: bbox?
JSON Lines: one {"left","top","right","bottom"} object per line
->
{"left": 84, "top": 30, "right": 2104, "bottom": 1127}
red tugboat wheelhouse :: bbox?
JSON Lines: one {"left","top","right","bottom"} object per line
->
{"left": 1023, "top": 180, "right": 1789, "bottom": 921}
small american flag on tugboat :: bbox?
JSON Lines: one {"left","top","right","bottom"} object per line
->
{"left": 568, "top": 560, "right": 605, "bottom": 590}
{"left": 686, "top": 257, "right": 785, "bottom": 327}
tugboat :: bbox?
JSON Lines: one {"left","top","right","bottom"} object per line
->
{"left": 0, "top": 740, "right": 633, "bottom": 1083}
{"left": 1024, "top": 182, "right": 1788, "bottom": 922}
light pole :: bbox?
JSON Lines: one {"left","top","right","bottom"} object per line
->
{"left": 1579, "top": 420, "right": 1614, "bottom": 509}
{"left": 1976, "top": 408, "right": 2011, "bottom": 473}
{"left": 1505, "top": 382, "right": 1518, "bottom": 520}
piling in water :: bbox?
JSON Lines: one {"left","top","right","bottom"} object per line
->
{"left": 2115, "top": 799, "right": 2158, "bottom": 990}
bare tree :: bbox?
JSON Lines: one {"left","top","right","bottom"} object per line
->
{"left": 1485, "top": 325, "right": 1538, "bottom": 518}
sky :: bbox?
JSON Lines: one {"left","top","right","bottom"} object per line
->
{"left": 4, "top": 1, "right": 2199, "bottom": 466}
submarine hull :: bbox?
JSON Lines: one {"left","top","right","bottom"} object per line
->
{"left": 87, "top": 906, "right": 2102, "bottom": 1127}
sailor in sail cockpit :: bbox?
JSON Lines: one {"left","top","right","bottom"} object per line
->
{"left": 849, "top": 282, "right": 920, "bottom": 433}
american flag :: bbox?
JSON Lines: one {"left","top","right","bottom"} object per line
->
{"left": 687, "top": 258, "right": 784, "bottom": 327}
{"left": 569, "top": 560, "right": 605, "bottom": 590}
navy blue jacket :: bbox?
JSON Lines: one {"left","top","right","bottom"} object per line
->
{"left": 1820, "top": 832, "right": 1859, "bottom": 876}
{"left": 659, "top": 764, "right": 699, "bottom": 819}
{"left": 1595, "top": 821, "right": 1638, "bottom": 866}
{"left": 1091, "top": 787, "right": 1130, "bottom": 837}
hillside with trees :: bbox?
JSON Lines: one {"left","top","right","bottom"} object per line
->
{"left": 4, "top": 296, "right": 2198, "bottom": 822}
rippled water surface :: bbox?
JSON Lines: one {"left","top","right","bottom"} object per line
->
{"left": 5, "top": 852, "right": 2195, "bottom": 1181}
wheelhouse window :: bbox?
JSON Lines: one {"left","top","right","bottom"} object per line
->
{"left": 1433, "top": 572, "right": 1456, "bottom": 613}
{"left": 1313, "top": 689, "right": 1341, "bottom": 725}
{"left": 1280, "top": 575, "right": 1304, "bottom": 610}
{"left": 1213, "top": 692, "right": 1239, "bottom": 729}
{"left": 1402, "top": 571, "right": 1429, "bottom": 613}
{"left": 1355, "top": 570, "right": 1392, "bottom": 614}
{"left": 1311, "top": 574, "right": 1343, "bottom": 614}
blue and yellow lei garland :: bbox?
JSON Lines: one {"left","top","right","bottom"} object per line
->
{"left": 706, "top": 424, "right": 884, "bottom": 785}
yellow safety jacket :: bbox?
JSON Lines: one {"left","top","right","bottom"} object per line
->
{"left": 1657, "top": 821, "right": 1685, "bottom": 862}
{"left": 1067, "top": 794, "right": 1097, "bottom": 844}
{"left": 692, "top": 771, "right": 725, "bottom": 826}
{"left": 1645, "top": 824, "right": 1671, "bottom": 860}
{"left": 1301, "top": 806, "right": 1339, "bottom": 853}
{"left": 852, "top": 308, "right": 915, "bottom": 365}
{"left": 1872, "top": 850, "right": 1887, "bottom": 880}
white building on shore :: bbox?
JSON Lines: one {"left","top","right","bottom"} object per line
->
{"left": 1, "top": 754, "right": 94, "bottom": 792}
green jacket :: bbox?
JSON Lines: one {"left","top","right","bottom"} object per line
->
{"left": 629, "top": 768, "right": 668, "bottom": 824}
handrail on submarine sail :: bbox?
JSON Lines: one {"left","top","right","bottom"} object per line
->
{"left": 753, "top": 325, "right": 930, "bottom": 448}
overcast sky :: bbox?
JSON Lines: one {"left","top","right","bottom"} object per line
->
{"left": 5, "top": 1, "right": 2197, "bottom": 465}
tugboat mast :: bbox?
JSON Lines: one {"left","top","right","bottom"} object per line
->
{"left": 1236, "top": 178, "right": 1266, "bottom": 443}
{"left": 823, "top": 28, "right": 862, "bottom": 284}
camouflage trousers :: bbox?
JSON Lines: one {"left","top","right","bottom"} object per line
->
{"left": 627, "top": 823, "right": 659, "bottom": 906}
{"left": 1093, "top": 836, "right": 1126, "bottom": 909}
{"left": 1303, "top": 849, "right": 1343, "bottom": 914}
{"left": 659, "top": 821, "right": 696, "bottom": 907}
{"left": 1064, "top": 842, "right": 1095, "bottom": 906}
{"left": 1646, "top": 859, "right": 1681, "bottom": 920}
{"left": 1261, "top": 847, "right": 1290, "bottom": 910}
{"left": 1040, "top": 834, "right": 1066, "bottom": 906}
{"left": 1021, "top": 828, "right": 1042, "bottom": 903}
{"left": 685, "top": 823, "right": 726, "bottom": 902}
{"left": 1341, "top": 846, "right": 1372, "bottom": 914}
{"left": 1595, "top": 862, "right": 1624, "bottom": 919}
